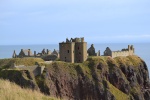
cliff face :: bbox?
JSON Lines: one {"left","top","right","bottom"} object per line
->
{"left": 35, "top": 55, "right": 150, "bottom": 100}
{"left": 0, "top": 56, "right": 150, "bottom": 100}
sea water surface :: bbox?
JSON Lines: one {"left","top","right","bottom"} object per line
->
{"left": 0, "top": 43, "right": 150, "bottom": 76}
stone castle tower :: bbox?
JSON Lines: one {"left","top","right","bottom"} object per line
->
{"left": 128, "top": 45, "right": 134, "bottom": 55}
{"left": 59, "top": 37, "right": 87, "bottom": 63}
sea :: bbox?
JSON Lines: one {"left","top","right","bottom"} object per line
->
{"left": 0, "top": 43, "right": 150, "bottom": 76}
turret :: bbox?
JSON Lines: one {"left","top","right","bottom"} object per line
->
{"left": 131, "top": 45, "right": 134, "bottom": 53}
{"left": 128, "top": 45, "right": 134, "bottom": 55}
{"left": 81, "top": 37, "right": 84, "bottom": 42}
{"left": 128, "top": 45, "right": 130, "bottom": 50}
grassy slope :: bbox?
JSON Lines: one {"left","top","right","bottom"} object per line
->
{"left": 114, "top": 55, "right": 143, "bottom": 67}
{"left": 0, "top": 79, "right": 58, "bottom": 100}
{"left": 106, "top": 80, "right": 130, "bottom": 100}
{"left": 0, "top": 56, "right": 143, "bottom": 100}
{"left": 0, "top": 58, "right": 44, "bottom": 69}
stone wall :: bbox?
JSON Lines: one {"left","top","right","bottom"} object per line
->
{"left": 59, "top": 37, "right": 87, "bottom": 63}
{"left": 112, "top": 51, "right": 129, "bottom": 58}
{"left": 11, "top": 64, "right": 45, "bottom": 76}
{"left": 104, "top": 45, "right": 134, "bottom": 58}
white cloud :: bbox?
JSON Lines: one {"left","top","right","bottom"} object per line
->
{"left": 0, "top": 0, "right": 150, "bottom": 44}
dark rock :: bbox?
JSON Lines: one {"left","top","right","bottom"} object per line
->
{"left": 105, "top": 90, "right": 116, "bottom": 100}
{"left": 144, "top": 90, "right": 150, "bottom": 100}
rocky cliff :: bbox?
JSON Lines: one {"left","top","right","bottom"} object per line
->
{"left": 0, "top": 56, "right": 150, "bottom": 100}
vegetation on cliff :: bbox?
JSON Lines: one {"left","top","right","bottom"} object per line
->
{"left": 0, "top": 79, "right": 58, "bottom": 100}
{"left": 0, "top": 58, "right": 44, "bottom": 70}
{"left": 0, "top": 55, "right": 149, "bottom": 100}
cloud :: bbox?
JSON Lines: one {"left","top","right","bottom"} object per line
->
{"left": 1, "top": 0, "right": 149, "bottom": 22}
{"left": 0, "top": 0, "right": 150, "bottom": 45}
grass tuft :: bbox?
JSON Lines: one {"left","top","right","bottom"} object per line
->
{"left": 0, "top": 58, "right": 44, "bottom": 69}
{"left": 0, "top": 79, "right": 59, "bottom": 100}
{"left": 106, "top": 80, "right": 130, "bottom": 100}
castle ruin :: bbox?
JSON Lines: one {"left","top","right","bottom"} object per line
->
{"left": 59, "top": 37, "right": 87, "bottom": 63}
{"left": 12, "top": 37, "right": 135, "bottom": 63}
{"left": 104, "top": 45, "right": 134, "bottom": 58}
{"left": 87, "top": 44, "right": 100, "bottom": 56}
{"left": 12, "top": 48, "right": 59, "bottom": 61}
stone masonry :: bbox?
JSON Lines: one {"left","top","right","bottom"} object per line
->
{"left": 59, "top": 37, "right": 87, "bottom": 63}
{"left": 104, "top": 45, "right": 134, "bottom": 58}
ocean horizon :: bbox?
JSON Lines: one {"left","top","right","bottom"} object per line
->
{"left": 0, "top": 43, "right": 150, "bottom": 76}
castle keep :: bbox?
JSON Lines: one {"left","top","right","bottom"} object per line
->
{"left": 59, "top": 37, "right": 87, "bottom": 63}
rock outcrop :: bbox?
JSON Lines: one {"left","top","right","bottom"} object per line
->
{"left": 0, "top": 55, "right": 149, "bottom": 100}
{"left": 0, "top": 69, "right": 39, "bottom": 90}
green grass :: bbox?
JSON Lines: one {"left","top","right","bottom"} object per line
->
{"left": 0, "top": 79, "right": 59, "bottom": 100}
{"left": 106, "top": 80, "right": 130, "bottom": 100}
{"left": 0, "top": 58, "right": 44, "bottom": 69}
{"left": 0, "top": 55, "right": 144, "bottom": 100}
{"left": 45, "top": 61, "right": 78, "bottom": 79}
{"left": 130, "top": 84, "right": 143, "bottom": 98}
{"left": 114, "top": 55, "right": 143, "bottom": 67}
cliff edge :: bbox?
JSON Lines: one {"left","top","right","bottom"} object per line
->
{"left": 0, "top": 56, "right": 150, "bottom": 100}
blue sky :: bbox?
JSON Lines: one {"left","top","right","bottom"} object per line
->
{"left": 0, "top": 0, "right": 150, "bottom": 45}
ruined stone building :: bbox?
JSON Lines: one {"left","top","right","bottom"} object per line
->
{"left": 12, "top": 48, "right": 59, "bottom": 61}
{"left": 10, "top": 63, "right": 45, "bottom": 76}
{"left": 104, "top": 45, "right": 134, "bottom": 58}
{"left": 42, "top": 49, "right": 59, "bottom": 61}
{"left": 12, "top": 37, "right": 135, "bottom": 62}
{"left": 87, "top": 44, "right": 100, "bottom": 56}
{"left": 12, "top": 49, "right": 33, "bottom": 58}
{"left": 59, "top": 37, "right": 87, "bottom": 63}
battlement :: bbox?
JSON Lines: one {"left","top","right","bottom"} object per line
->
{"left": 104, "top": 45, "right": 134, "bottom": 58}
{"left": 61, "top": 37, "right": 85, "bottom": 43}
